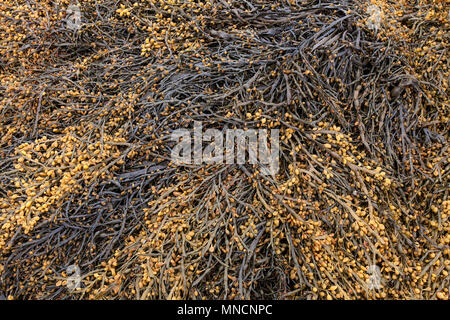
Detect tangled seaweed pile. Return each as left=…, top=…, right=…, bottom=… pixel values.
left=0, top=0, right=448, bottom=299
